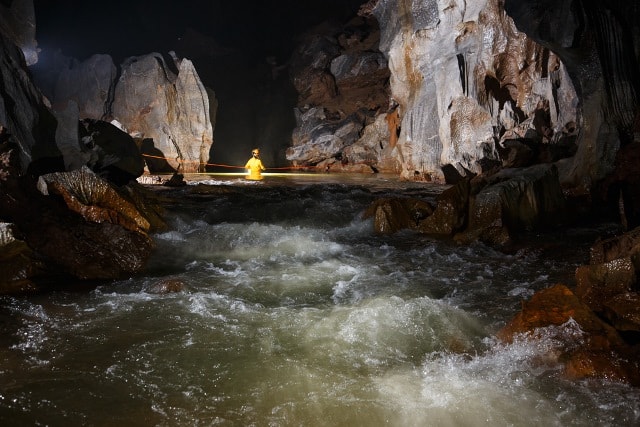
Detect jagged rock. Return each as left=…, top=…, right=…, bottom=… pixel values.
left=417, top=179, right=470, bottom=236
left=459, top=164, right=566, bottom=244
left=113, top=53, right=215, bottom=173
left=78, top=118, right=145, bottom=185
left=501, top=223, right=640, bottom=385
left=363, top=197, right=434, bottom=234
left=287, top=108, right=367, bottom=164
left=290, top=33, right=342, bottom=108
left=364, top=163, right=565, bottom=245
left=505, top=0, right=639, bottom=188
left=498, top=284, right=639, bottom=385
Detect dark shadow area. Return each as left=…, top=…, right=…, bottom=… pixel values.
left=139, top=138, right=176, bottom=174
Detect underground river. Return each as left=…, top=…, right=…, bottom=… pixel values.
left=1, top=173, right=639, bottom=426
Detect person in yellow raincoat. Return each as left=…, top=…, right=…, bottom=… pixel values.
left=245, top=148, right=266, bottom=180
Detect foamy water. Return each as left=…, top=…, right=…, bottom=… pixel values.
left=1, top=175, right=638, bottom=426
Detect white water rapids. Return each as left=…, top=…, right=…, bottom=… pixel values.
left=1, top=174, right=639, bottom=426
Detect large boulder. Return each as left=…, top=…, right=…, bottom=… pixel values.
left=572, top=225, right=640, bottom=330
left=364, top=163, right=566, bottom=246
left=30, top=50, right=217, bottom=175
left=38, top=166, right=151, bottom=234
left=500, top=224, right=640, bottom=386
left=417, top=178, right=470, bottom=236
left=0, top=141, right=156, bottom=291
left=575, top=258, right=636, bottom=313
left=113, top=53, right=215, bottom=173
left=498, top=284, right=639, bottom=385
left=363, top=197, right=434, bottom=234
left=460, top=164, right=567, bottom=243
left=78, top=118, right=145, bottom=185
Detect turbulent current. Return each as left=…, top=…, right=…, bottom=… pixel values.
left=1, top=174, right=639, bottom=426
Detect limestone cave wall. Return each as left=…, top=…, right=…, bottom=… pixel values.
left=287, top=0, right=638, bottom=190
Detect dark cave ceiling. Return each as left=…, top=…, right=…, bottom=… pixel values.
left=33, top=0, right=366, bottom=63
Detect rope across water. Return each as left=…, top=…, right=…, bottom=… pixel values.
left=141, top=153, right=309, bottom=171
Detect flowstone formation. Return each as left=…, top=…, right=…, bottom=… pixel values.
left=369, top=0, right=580, bottom=181
left=288, top=0, right=579, bottom=183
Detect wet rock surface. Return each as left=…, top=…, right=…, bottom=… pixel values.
left=499, top=228, right=640, bottom=385
left=0, top=142, right=161, bottom=293
left=365, top=163, right=566, bottom=247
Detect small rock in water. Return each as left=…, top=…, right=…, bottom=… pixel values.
left=145, top=278, right=186, bottom=294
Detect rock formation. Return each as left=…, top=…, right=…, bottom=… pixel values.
left=504, top=0, right=640, bottom=186
left=31, top=50, right=217, bottom=175
left=113, top=53, right=216, bottom=173
left=289, top=0, right=580, bottom=184
left=286, top=16, right=395, bottom=173
left=0, top=2, right=167, bottom=293
left=498, top=227, right=640, bottom=385
left=364, top=163, right=567, bottom=247
left=0, top=140, right=164, bottom=293
left=504, top=0, right=640, bottom=228
left=0, top=0, right=38, bottom=66
left=0, top=27, right=60, bottom=175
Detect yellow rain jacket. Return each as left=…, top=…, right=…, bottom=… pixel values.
left=245, top=157, right=266, bottom=180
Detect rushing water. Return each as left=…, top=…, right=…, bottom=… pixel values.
left=1, top=174, right=639, bottom=426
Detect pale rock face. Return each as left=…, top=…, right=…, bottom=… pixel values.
left=113, top=53, right=215, bottom=173
left=30, top=50, right=217, bottom=175
left=344, top=113, right=402, bottom=173
left=288, top=107, right=364, bottom=164
left=370, top=0, right=579, bottom=181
